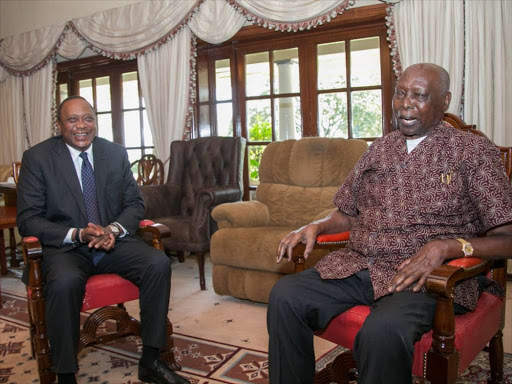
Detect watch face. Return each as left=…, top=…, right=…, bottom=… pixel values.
left=110, top=225, right=120, bottom=236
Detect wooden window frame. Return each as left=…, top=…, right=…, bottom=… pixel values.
left=57, top=56, right=153, bottom=160
left=198, top=4, right=394, bottom=200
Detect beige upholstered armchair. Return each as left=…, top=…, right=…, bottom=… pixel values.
left=210, top=137, right=368, bottom=303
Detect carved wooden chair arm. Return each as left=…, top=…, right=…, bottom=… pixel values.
left=425, top=257, right=491, bottom=360
left=292, top=231, right=350, bottom=273
left=426, top=257, right=491, bottom=298
left=22, top=237, right=44, bottom=291
left=137, top=220, right=171, bottom=251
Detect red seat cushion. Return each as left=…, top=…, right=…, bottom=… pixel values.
left=316, top=292, right=503, bottom=377
left=27, top=274, right=139, bottom=312
left=82, top=274, right=139, bottom=311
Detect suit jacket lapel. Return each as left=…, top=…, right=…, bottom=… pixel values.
left=93, top=140, right=109, bottom=226
left=53, top=140, right=88, bottom=221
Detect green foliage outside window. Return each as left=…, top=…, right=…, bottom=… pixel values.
left=248, top=106, right=271, bottom=184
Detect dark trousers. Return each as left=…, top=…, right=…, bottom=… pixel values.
left=268, top=268, right=449, bottom=384
left=42, top=238, right=171, bottom=373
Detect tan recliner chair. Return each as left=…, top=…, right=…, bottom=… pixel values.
left=210, top=137, right=368, bottom=303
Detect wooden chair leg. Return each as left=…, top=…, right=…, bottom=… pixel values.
left=488, top=330, right=504, bottom=384
left=161, top=317, right=181, bottom=371
left=176, top=250, right=185, bottom=263
left=0, top=229, right=7, bottom=275
left=8, top=228, right=20, bottom=268
left=28, top=276, right=56, bottom=384
left=197, top=252, right=206, bottom=290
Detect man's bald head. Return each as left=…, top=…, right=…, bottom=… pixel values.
left=401, top=63, right=450, bottom=96
left=392, top=63, right=452, bottom=139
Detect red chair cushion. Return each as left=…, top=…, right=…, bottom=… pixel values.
left=82, top=274, right=139, bottom=311
left=447, top=257, right=485, bottom=268
left=139, top=219, right=155, bottom=228
left=316, top=292, right=503, bottom=377
left=317, top=231, right=350, bottom=243
left=26, top=274, right=139, bottom=312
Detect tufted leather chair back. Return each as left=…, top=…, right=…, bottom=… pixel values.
left=167, top=137, right=245, bottom=217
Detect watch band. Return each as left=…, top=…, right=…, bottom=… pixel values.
left=456, top=238, right=474, bottom=258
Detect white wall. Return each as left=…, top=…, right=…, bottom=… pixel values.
left=0, top=0, right=142, bottom=39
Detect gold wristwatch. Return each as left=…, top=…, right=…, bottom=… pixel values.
left=456, top=238, right=474, bottom=258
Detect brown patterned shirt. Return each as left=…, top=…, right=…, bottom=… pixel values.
left=315, top=122, right=512, bottom=310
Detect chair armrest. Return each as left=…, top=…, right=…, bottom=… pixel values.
left=211, top=201, right=270, bottom=229
left=198, top=186, right=242, bottom=206
left=137, top=220, right=171, bottom=251
left=292, top=231, right=351, bottom=273
left=22, top=237, right=44, bottom=291
left=425, top=257, right=490, bottom=298
left=423, top=257, right=491, bottom=358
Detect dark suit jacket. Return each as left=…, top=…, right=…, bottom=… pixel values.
left=17, top=136, right=144, bottom=257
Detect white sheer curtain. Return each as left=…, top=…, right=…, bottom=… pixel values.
left=189, top=0, right=246, bottom=44
left=58, top=29, right=88, bottom=60
left=138, top=27, right=192, bottom=174
left=464, top=0, right=512, bottom=146
left=72, top=1, right=200, bottom=55
left=394, top=0, right=464, bottom=115
left=0, top=24, right=65, bottom=72
left=0, top=68, right=25, bottom=163
left=23, top=63, right=54, bottom=148
left=234, top=0, right=349, bottom=22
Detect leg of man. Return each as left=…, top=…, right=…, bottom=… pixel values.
left=96, top=239, right=191, bottom=383
left=353, top=291, right=437, bottom=384
left=42, top=248, right=92, bottom=374
left=267, top=268, right=374, bottom=384
left=95, top=239, right=171, bottom=351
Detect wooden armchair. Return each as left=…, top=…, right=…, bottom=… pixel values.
left=292, top=114, right=511, bottom=384
left=131, top=154, right=165, bottom=186
left=23, top=220, right=180, bottom=384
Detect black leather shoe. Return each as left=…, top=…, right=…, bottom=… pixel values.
left=138, top=359, right=191, bottom=384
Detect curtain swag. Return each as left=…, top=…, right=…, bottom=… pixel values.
left=228, top=0, right=355, bottom=32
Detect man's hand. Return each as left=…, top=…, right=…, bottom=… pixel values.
left=277, top=223, right=320, bottom=263
left=388, top=240, right=448, bottom=293
left=82, top=223, right=116, bottom=251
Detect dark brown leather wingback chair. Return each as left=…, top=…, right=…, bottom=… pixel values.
left=140, top=137, right=246, bottom=290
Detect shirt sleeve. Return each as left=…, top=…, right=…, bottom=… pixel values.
left=464, top=136, right=512, bottom=232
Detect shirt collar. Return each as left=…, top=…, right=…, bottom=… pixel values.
left=65, top=143, right=94, bottom=164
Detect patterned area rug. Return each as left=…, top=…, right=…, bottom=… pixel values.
left=1, top=291, right=269, bottom=384
left=2, top=290, right=512, bottom=384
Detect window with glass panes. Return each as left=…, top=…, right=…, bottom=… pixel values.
left=194, top=5, right=392, bottom=199
left=56, top=57, right=154, bottom=176
left=193, top=5, right=394, bottom=199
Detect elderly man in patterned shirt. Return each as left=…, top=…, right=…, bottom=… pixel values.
left=267, top=63, right=512, bottom=384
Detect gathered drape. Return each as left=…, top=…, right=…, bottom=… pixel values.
left=464, top=0, right=512, bottom=146
left=189, top=0, right=246, bottom=44
left=0, top=68, right=25, bottom=163
left=138, top=27, right=193, bottom=173
left=393, top=0, right=464, bottom=115
left=22, top=63, right=54, bottom=149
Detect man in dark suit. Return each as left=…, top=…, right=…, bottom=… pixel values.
left=17, top=96, right=190, bottom=384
